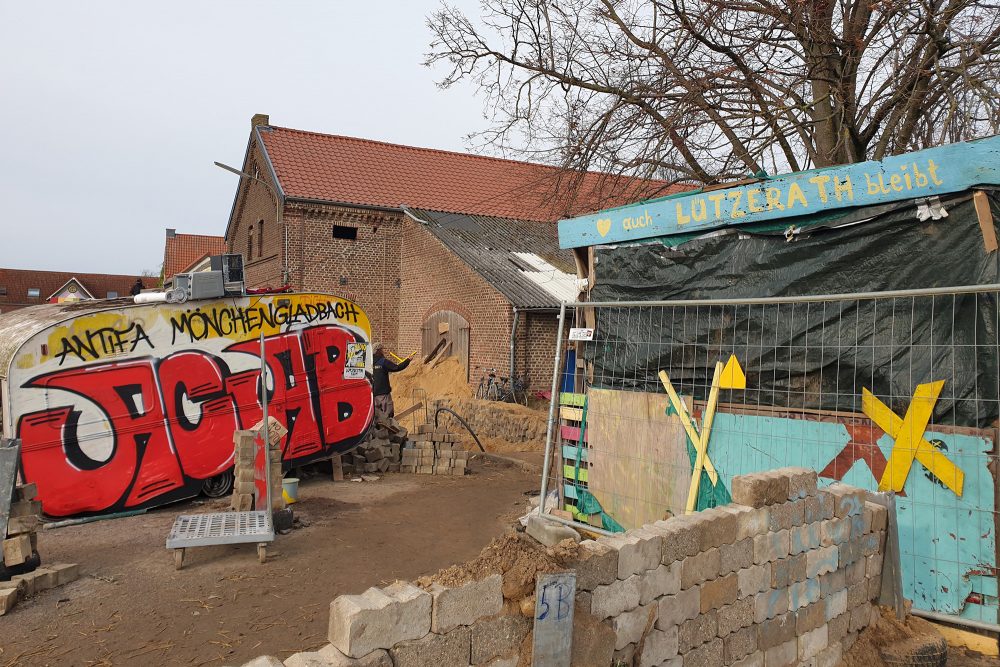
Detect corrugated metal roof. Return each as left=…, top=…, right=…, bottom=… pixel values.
left=404, top=208, right=582, bottom=309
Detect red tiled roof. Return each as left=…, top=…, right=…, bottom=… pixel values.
left=163, top=233, right=226, bottom=280
left=258, top=126, right=682, bottom=222
left=0, top=268, right=158, bottom=313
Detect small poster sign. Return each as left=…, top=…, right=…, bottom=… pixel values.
left=344, top=342, right=367, bottom=379
left=568, top=328, right=594, bottom=341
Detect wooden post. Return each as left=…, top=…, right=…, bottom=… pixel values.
left=331, top=454, right=344, bottom=482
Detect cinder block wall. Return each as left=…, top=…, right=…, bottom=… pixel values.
left=260, top=467, right=887, bottom=667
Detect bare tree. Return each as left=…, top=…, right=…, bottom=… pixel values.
left=426, top=0, right=1000, bottom=185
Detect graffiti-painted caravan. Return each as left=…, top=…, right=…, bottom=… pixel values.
left=0, top=294, right=374, bottom=517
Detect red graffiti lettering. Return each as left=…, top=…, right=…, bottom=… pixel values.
left=15, top=325, right=372, bottom=516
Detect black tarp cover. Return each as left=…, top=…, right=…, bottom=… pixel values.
left=587, top=191, right=1000, bottom=426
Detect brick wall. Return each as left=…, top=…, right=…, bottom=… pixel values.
left=398, top=217, right=513, bottom=388
left=226, top=138, right=285, bottom=289
left=287, top=202, right=402, bottom=349
left=226, top=138, right=403, bottom=348
left=257, top=467, right=887, bottom=667
left=515, top=311, right=559, bottom=396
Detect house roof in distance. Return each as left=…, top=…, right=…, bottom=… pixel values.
left=0, top=268, right=157, bottom=313
left=257, top=125, right=682, bottom=223
left=403, top=207, right=579, bottom=309
left=163, top=231, right=227, bottom=279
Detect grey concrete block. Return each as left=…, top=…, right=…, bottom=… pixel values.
left=723, top=625, right=757, bottom=663
left=699, top=573, right=738, bottom=613
left=789, top=523, right=821, bottom=555
left=764, top=639, right=797, bottom=667
left=654, top=516, right=703, bottom=564
left=717, top=596, right=754, bottom=636
left=753, top=530, right=790, bottom=564
left=735, top=507, right=770, bottom=541
left=682, top=637, right=723, bottom=667
left=591, top=575, right=641, bottom=619
left=719, top=538, right=754, bottom=575
left=429, top=574, right=503, bottom=633
left=767, top=500, right=805, bottom=532
left=731, top=471, right=789, bottom=508
left=680, top=548, right=721, bottom=589
left=526, top=514, right=580, bottom=547
left=803, top=493, right=834, bottom=524
left=638, top=561, right=681, bottom=605
left=612, top=604, right=657, bottom=650
left=571, top=540, right=618, bottom=590
left=806, top=545, right=839, bottom=579
left=788, top=579, right=820, bottom=611
left=783, top=467, right=818, bottom=500
left=655, top=586, right=700, bottom=629
left=770, top=554, right=806, bottom=589
left=469, top=614, right=530, bottom=664
left=637, top=626, right=678, bottom=667
left=825, top=590, right=847, bottom=621
left=389, top=625, right=471, bottom=667
left=753, top=588, right=789, bottom=624
left=819, top=518, right=851, bottom=546
left=798, top=624, right=828, bottom=661
left=328, top=583, right=431, bottom=658
left=825, top=483, right=865, bottom=518
left=678, top=610, right=718, bottom=652
left=737, top=563, right=771, bottom=598
left=698, top=507, right=740, bottom=551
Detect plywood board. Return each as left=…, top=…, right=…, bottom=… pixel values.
left=586, top=389, right=691, bottom=529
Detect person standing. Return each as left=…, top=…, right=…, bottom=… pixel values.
left=372, top=344, right=410, bottom=418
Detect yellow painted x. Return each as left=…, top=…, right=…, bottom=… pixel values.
left=861, top=381, right=964, bottom=497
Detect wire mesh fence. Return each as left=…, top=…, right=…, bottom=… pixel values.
left=540, top=285, right=1000, bottom=627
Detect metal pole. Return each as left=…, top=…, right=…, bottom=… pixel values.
left=260, top=330, right=273, bottom=530
left=561, top=282, right=1000, bottom=310
left=538, top=302, right=568, bottom=516
left=909, top=607, right=1000, bottom=634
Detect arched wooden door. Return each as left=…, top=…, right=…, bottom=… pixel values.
left=421, top=310, right=470, bottom=380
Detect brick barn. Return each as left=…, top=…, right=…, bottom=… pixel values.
left=222, top=114, right=670, bottom=388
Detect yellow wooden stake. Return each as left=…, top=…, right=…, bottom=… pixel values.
left=685, top=362, right=723, bottom=514
left=657, top=371, right=718, bottom=485
left=862, top=382, right=964, bottom=496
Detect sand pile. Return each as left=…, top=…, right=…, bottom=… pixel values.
left=393, top=357, right=473, bottom=410
left=418, top=531, right=578, bottom=599
left=843, top=607, right=946, bottom=667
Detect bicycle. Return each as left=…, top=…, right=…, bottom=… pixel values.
left=475, top=367, right=529, bottom=405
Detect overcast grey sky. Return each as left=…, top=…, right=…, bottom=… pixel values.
left=0, top=1, right=484, bottom=275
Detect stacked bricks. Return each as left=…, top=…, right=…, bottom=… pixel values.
left=400, top=424, right=468, bottom=476
left=3, top=482, right=40, bottom=569
left=570, top=467, right=886, bottom=667
left=2, top=485, right=81, bottom=617
left=340, top=417, right=407, bottom=475
left=1, top=563, right=80, bottom=616
left=231, top=423, right=286, bottom=512
left=278, top=574, right=511, bottom=666
left=238, top=467, right=890, bottom=667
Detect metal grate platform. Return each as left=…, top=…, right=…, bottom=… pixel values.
left=166, top=511, right=274, bottom=549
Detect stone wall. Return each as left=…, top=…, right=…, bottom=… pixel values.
left=245, top=468, right=888, bottom=666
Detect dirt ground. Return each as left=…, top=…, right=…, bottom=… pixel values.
left=0, top=458, right=538, bottom=667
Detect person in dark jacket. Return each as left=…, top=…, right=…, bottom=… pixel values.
left=372, top=344, right=410, bottom=418
left=129, top=278, right=144, bottom=296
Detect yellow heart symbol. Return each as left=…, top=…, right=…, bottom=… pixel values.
left=596, top=218, right=611, bottom=237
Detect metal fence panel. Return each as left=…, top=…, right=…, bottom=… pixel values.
left=540, top=286, right=1000, bottom=628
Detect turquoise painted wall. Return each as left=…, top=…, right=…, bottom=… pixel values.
left=706, top=412, right=997, bottom=623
